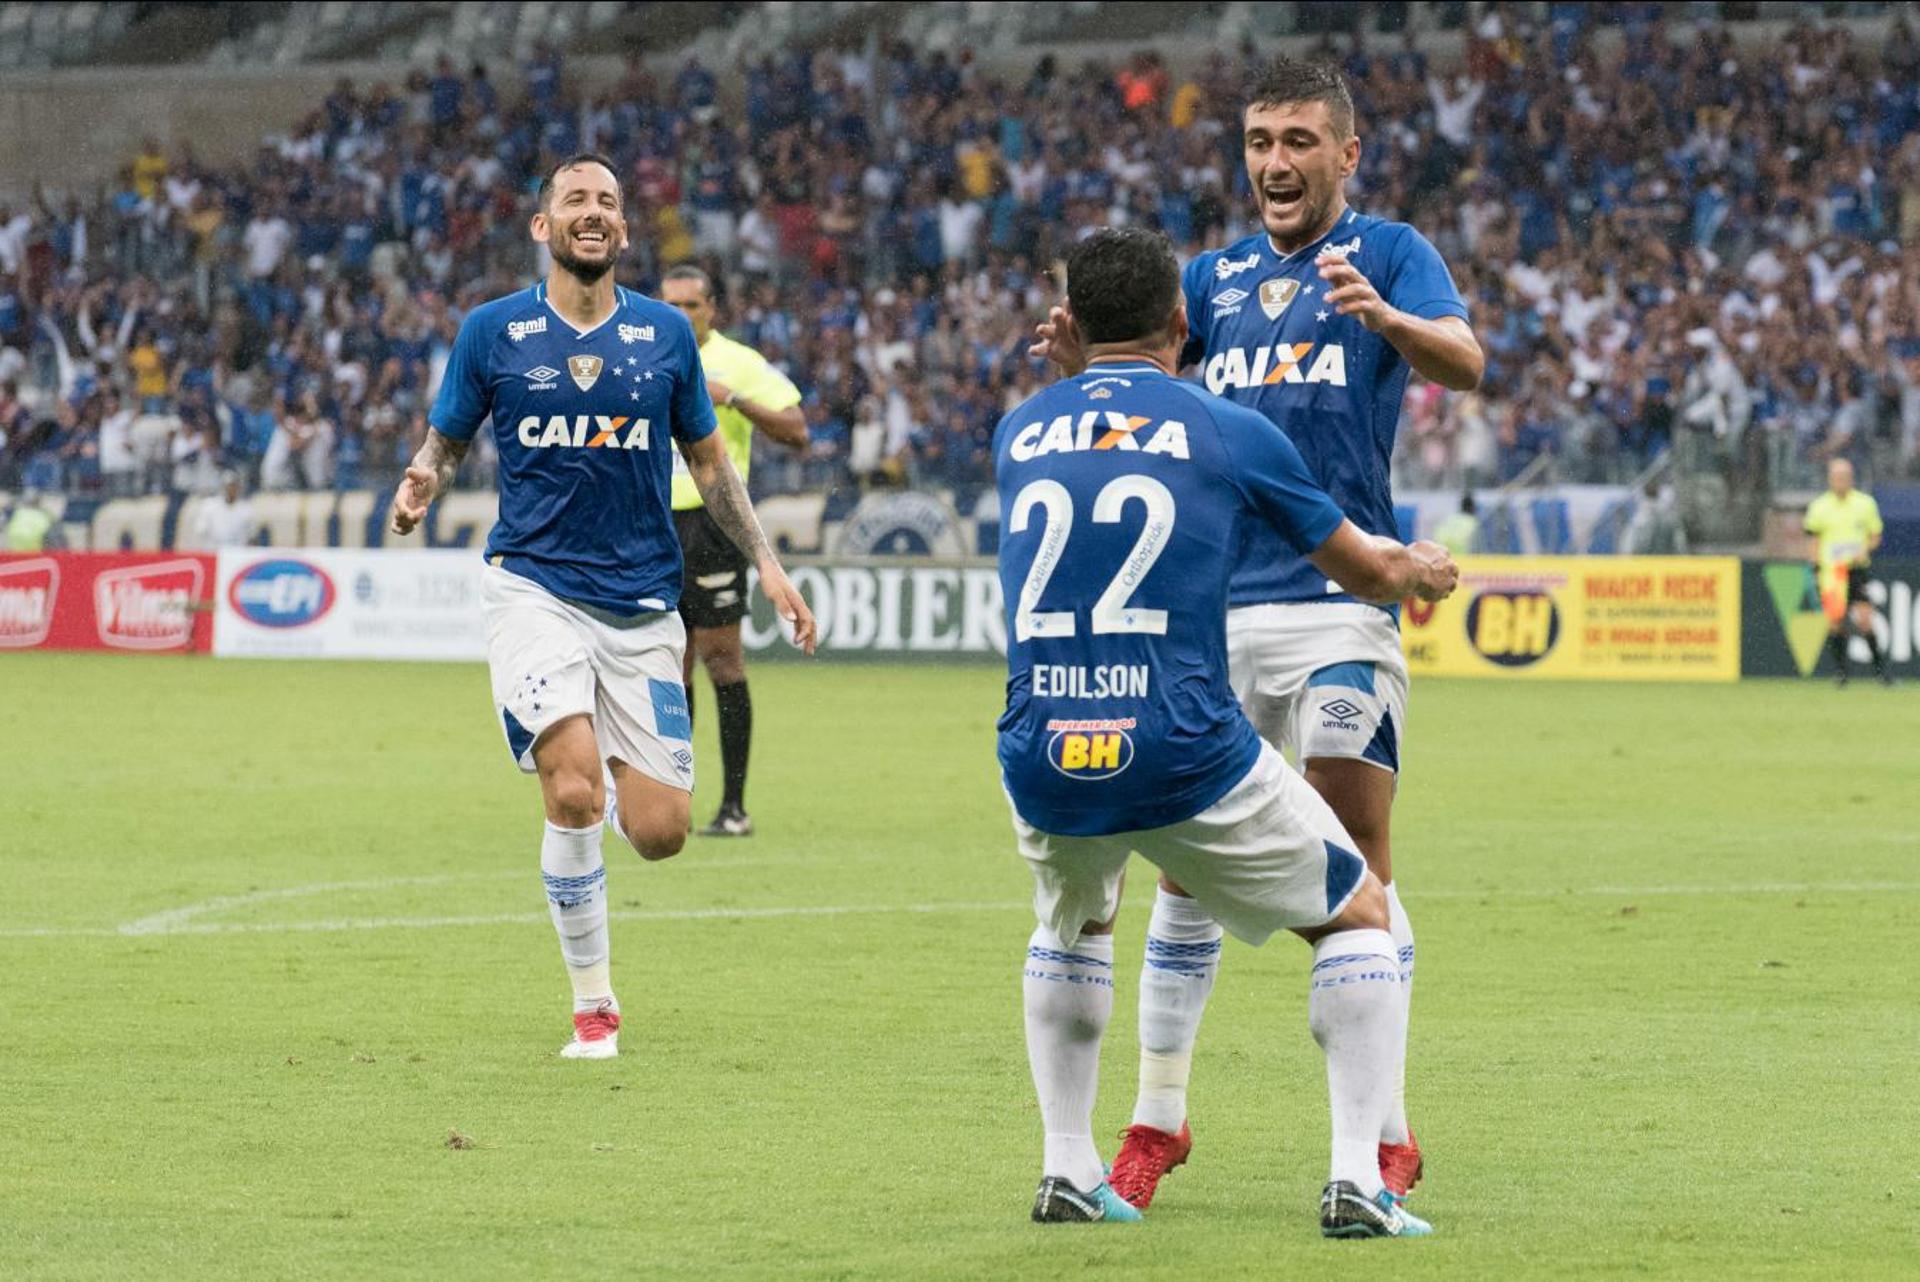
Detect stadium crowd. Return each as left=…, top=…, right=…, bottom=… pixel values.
left=2, top=8, right=1920, bottom=512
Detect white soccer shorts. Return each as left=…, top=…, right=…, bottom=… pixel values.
left=480, top=563, right=694, bottom=792
left=1009, top=744, right=1370, bottom=949
left=1226, top=601, right=1409, bottom=776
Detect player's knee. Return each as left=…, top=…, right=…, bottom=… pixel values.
left=618, top=797, right=689, bottom=860
left=1337, top=874, right=1390, bottom=931
left=544, top=773, right=603, bottom=829
left=703, top=649, right=746, bottom=685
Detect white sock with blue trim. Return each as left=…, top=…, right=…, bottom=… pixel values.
left=1308, top=928, right=1404, bottom=1197
left=541, top=820, right=616, bottom=1014
left=1132, top=888, right=1224, bottom=1132
left=1382, top=881, right=1414, bottom=1145
left=1024, top=925, right=1114, bottom=1193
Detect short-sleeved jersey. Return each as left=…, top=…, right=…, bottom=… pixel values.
left=670, top=329, right=802, bottom=511
left=1181, top=209, right=1467, bottom=610
left=1804, top=489, right=1883, bottom=570
left=430, top=282, right=717, bottom=614
left=995, top=362, right=1345, bottom=837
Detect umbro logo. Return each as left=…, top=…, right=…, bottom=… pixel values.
left=524, top=366, right=560, bottom=389
left=1320, top=698, right=1363, bottom=720
left=1213, top=287, right=1249, bottom=314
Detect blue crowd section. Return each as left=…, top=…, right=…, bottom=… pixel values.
left=1, top=12, right=1918, bottom=516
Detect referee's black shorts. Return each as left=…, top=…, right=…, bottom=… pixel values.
left=1845, top=564, right=1871, bottom=605
left=675, top=506, right=750, bottom=629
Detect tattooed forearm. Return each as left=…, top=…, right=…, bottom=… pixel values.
left=411, top=428, right=469, bottom=495
left=688, top=445, right=772, bottom=563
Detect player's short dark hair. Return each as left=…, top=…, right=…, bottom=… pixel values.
left=536, top=152, right=622, bottom=212
left=1065, top=227, right=1181, bottom=347
left=1245, top=56, right=1355, bottom=140
left=661, top=264, right=714, bottom=299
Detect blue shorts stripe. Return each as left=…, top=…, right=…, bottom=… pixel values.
left=1307, top=661, right=1376, bottom=695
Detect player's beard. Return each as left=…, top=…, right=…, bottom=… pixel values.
left=549, top=228, right=617, bottom=284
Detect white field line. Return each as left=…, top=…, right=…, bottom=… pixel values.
left=0, top=878, right=1914, bottom=942
left=117, top=858, right=795, bottom=937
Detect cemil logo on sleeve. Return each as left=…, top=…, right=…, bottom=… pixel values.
left=0, top=557, right=59, bottom=648
left=1045, top=718, right=1137, bottom=781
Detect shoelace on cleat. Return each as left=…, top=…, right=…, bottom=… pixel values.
left=1109, top=1126, right=1181, bottom=1203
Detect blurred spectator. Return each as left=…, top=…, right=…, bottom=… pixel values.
left=262, top=388, right=335, bottom=490
left=1433, top=492, right=1481, bottom=555
left=4, top=488, right=60, bottom=551
left=188, top=470, right=256, bottom=547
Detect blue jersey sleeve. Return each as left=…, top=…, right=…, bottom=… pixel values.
left=428, top=310, right=492, bottom=441
left=1217, top=401, right=1345, bottom=553
left=1383, top=226, right=1469, bottom=322
left=1178, top=253, right=1211, bottom=370
left=670, top=316, right=718, bottom=445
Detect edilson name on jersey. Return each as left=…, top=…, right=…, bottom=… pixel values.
left=1032, top=663, right=1151, bottom=699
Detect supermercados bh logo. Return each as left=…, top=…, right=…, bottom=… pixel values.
left=1463, top=572, right=1564, bottom=666
left=1046, top=718, right=1136, bottom=781
left=834, top=492, right=969, bottom=557
left=0, top=557, right=59, bottom=648
left=228, top=558, right=336, bottom=629
left=1760, top=561, right=1832, bottom=676
left=95, top=559, right=205, bottom=650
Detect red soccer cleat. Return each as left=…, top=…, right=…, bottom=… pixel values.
left=560, top=1001, right=620, bottom=1060
left=1109, top=1122, right=1193, bottom=1210
left=1379, top=1129, right=1424, bottom=1198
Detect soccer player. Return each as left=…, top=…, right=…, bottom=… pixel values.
left=388, top=154, right=816, bottom=1059
left=1034, top=58, right=1482, bottom=1208
left=1003, top=227, right=1457, bottom=1236
left=659, top=264, right=809, bottom=836
left=1806, top=457, right=1890, bottom=686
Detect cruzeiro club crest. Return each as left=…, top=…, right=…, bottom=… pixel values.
left=568, top=355, right=604, bottom=392
left=1762, top=561, right=1830, bottom=676
left=1259, top=277, right=1300, bottom=320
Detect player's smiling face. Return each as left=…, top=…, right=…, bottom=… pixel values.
left=534, top=161, right=628, bottom=282
left=1243, top=100, right=1358, bottom=253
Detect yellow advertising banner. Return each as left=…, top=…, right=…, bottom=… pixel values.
left=1400, top=556, right=1742, bottom=682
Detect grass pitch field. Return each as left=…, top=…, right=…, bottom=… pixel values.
left=3, top=655, right=1917, bottom=1279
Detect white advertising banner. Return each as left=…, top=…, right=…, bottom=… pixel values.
left=213, top=549, right=486, bottom=661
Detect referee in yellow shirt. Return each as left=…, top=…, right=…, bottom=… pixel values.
left=661, top=265, right=810, bottom=834
left=1805, top=457, right=1890, bottom=686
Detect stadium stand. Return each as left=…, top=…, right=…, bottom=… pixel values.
left=1, top=2, right=1917, bottom=553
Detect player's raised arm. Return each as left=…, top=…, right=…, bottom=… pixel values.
left=677, top=432, right=817, bottom=654
left=389, top=427, right=469, bottom=535
left=1306, top=521, right=1457, bottom=605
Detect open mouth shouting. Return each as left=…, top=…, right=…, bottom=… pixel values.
left=1261, top=177, right=1308, bottom=222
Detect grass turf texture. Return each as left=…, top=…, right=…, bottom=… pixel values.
left=3, top=654, right=1917, bottom=1279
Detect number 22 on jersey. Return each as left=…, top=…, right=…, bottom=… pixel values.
left=1007, top=476, right=1176, bottom=642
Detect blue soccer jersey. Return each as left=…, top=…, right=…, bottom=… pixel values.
left=429, top=282, right=717, bottom=614
left=1180, top=210, right=1467, bottom=609
left=995, top=362, right=1345, bottom=837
